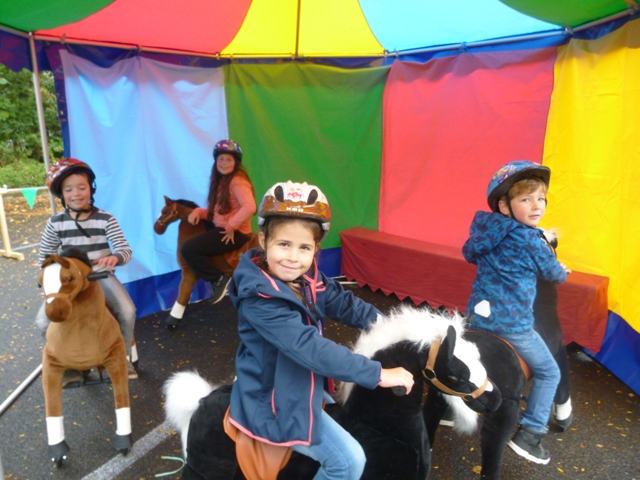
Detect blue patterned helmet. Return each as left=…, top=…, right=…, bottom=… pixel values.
left=486, top=160, right=550, bottom=212
left=213, top=139, right=243, bottom=162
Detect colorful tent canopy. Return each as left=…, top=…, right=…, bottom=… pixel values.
left=0, top=0, right=635, bottom=57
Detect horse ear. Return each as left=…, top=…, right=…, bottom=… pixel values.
left=274, top=186, right=285, bottom=202
left=164, top=195, right=171, bottom=205
left=437, top=325, right=457, bottom=364
left=307, top=189, right=318, bottom=205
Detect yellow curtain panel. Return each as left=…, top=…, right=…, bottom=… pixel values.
left=543, top=18, right=640, bottom=332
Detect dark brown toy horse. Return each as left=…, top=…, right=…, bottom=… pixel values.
left=153, top=196, right=258, bottom=329
left=39, top=250, right=132, bottom=467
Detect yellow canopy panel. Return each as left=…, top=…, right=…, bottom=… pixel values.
left=222, top=0, right=383, bottom=57
left=544, top=18, right=640, bottom=332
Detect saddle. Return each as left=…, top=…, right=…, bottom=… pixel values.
left=472, top=331, right=532, bottom=380
left=223, top=407, right=292, bottom=480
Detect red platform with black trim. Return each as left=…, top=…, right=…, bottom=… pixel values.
left=340, top=227, right=609, bottom=353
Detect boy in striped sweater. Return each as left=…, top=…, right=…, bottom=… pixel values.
left=36, top=158, right=138, bottom=383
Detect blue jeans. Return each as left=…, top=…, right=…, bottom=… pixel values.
left=291, top=409, right=365, bottom=480
left=36, top=273, right=136, bottom=357
left=500, top=329, right=560, bottom=432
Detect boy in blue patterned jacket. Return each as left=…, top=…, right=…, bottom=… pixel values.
left=463, top=161, right=570, bottom=465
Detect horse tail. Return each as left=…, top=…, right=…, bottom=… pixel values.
left=163, top=370, right=217, bottom=458
left=445, top=395, right=480, bottom=434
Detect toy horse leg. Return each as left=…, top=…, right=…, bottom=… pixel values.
left=42, top=356, right=70, bottom=466
left=102, top=345, right=132, bottom=455
left=479, top=398, right=520, bottom=480
left=167, top=266, right=198, bottom=328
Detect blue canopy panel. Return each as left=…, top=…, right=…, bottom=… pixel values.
left=360, top=0, right=561, bottom=54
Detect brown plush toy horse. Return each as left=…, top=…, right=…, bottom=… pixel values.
left=39, top=250, right=132, bottom=467
left=154, top=196, right=258, bottom=329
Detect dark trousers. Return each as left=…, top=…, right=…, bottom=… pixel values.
left=180, top=226, right=251, bottom=282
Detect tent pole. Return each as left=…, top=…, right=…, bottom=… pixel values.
left=28, top=33, right=56, bottom=215
left=294, top=0, right=302, bottom=59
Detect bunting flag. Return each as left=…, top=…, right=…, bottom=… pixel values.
left=20, top=187, right=39, bottom=209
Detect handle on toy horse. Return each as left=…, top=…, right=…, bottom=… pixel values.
left=392, top=386, right=407, bottom=396
left=87, top=272, right=109, bottom=281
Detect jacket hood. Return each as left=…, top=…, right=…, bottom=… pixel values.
left=464, top=211, right=536, bottom=261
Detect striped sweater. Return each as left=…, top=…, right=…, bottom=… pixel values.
left=38, top=207, right=132, bottom=271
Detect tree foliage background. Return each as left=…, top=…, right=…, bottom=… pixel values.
left=0, top=64, right=63, bottom=187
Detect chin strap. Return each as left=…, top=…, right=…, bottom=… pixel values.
left=65, top=206, right=94, bottom=238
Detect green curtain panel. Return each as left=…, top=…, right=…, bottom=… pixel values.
left=225, top=63, right=388, bottom=248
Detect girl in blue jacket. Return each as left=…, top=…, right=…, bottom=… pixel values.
left=228, top=181, right=414, bottom=480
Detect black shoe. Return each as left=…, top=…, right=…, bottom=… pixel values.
left=210, top=275, right=231, bottom=304
left=507, top=425, right=550, bottom=465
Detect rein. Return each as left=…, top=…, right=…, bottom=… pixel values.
left=422, top=337, right=489, bottom=402
left=156, top=209, right=178, bottom=226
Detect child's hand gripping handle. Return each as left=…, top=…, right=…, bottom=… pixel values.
left=379, top=367, right=414, bottom=395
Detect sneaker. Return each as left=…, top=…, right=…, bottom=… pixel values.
left=127, top=360, right=138, bottom=380
left=439, top=407, right=455, bottom=427
left=507, top=425, right=550, bottom=465
left=210, top=275, right=231, bottom=304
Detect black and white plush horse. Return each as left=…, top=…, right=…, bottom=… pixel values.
left=424, top=230, right=573, bottom=480
left=163, top=306, right=502, bottom=480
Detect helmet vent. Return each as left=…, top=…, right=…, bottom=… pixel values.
left=307, top=189, right=318, bottom=205
left=274, top=185, right=285, bottom=202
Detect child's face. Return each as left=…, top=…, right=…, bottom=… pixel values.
left=61, top=173, right=91, bottom=210
left=499, top=184, right=546, bottom=228
left=215, top=153, right=236, bottom=176
left=259, top=221, right=319, bottom=282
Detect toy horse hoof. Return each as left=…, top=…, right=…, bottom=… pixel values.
left=49, top=440, right=70, bottom=467
left=166, top=315, right=181, bottom=329
left=112, top=433, right=132, bottom=454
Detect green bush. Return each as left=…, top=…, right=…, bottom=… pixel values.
left=0, top=160, right=47, bottom=188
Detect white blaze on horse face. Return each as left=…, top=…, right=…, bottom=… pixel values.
left=43, top=263, right=63, bottom=303
left=454, top=339, right=493, bottom=393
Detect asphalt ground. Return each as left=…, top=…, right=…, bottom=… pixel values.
left=0, top=191, right=638, bottom=479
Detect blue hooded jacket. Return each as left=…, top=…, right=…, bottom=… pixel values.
left=228, top=248, right=382, bottom=446
left=463, top=211, right=567, bottom=334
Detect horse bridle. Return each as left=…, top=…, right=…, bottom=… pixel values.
left=44, top=261, right=85, bottom=304
left=422, top=337, right=489, bottom=402
left=156, top=209, right=178, bottom=226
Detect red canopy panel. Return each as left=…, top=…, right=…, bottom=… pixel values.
left=38, top=0, right=252, bottom=55
left=379, top=49, right=556, bottom=248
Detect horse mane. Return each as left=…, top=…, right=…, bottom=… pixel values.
left=173, top=199, right=199, bottom=209
left=352, top=305, right=466, bottom=359
left=337, top=305, right=483, bottom=434
left=58, top=247, right=93, bottom=268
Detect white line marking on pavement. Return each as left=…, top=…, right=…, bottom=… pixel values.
left=81, top=420, right=173, bottom=480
